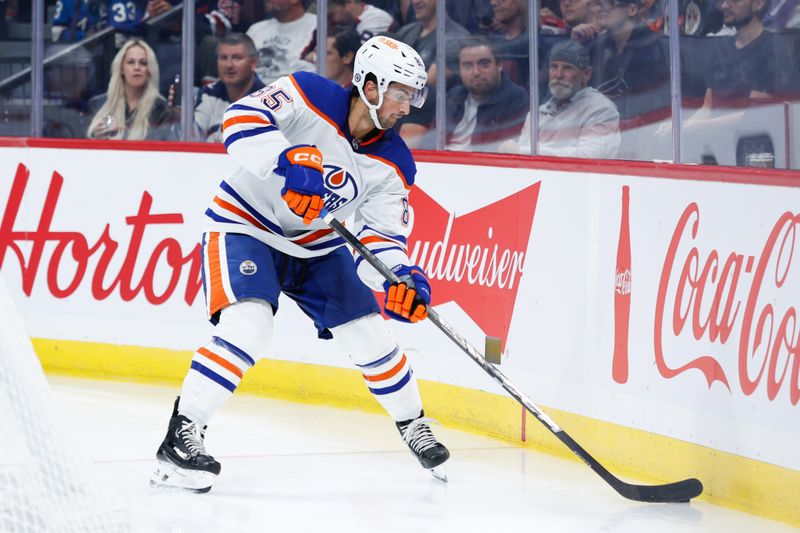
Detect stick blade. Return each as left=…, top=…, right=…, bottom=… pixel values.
left=615, top=477, right=703, bottom=503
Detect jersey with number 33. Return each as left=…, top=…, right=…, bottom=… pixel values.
left=107, top=0, right=146, bottom=33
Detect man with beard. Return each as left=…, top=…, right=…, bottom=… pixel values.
left=704, top=0, right=799, bottom=104
left=504, top=40, right=620, bottom=158
left=195, top=33, right=266, bottom=142
left=444, top=36, right=528, bottom=152
left=246, top=0, right=315, bottom=84
left=151, top=36, right=451, bottom=493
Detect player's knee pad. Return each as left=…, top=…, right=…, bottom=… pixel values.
left=214, top=298, right=274, bottom=361
left=331, top=313, right=395, bottom=366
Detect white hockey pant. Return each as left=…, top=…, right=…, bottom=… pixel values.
left=178, top=299, right=273, bottom=426
left=332, top=314, right=423, bottom=422
left=179, top=303, right=422, bottom=426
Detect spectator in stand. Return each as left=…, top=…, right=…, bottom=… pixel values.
left=483, top=0, right=530, bottom=86
left=325, top=25, right=361, bottom=88
left=445, top=36, right=529, bottom=152
left=704, top=0, right=799, bottom=104
left=589, top=0, right=670, bottom=121
left=246, top=0, right=315, bottom=84
left=87, top=39, right=179, bottom=140
left=639, top=0, right=665, bottom=32
left=328, top=0, right=395, bottom=42
left=392, top=0, right=469, bottom=88
left=195, top=33, right=265, bottom=142
left=195, top=0, right=251, bottom=85
left=444, top=0, right=494, bottom=34
left=108, top=0, right=161, bottom=47
left=559, top=0, right=609, bottom=44
left=392, top=0, right=469, bottom=148
left=503, top=40, right=620, bottom=157
left=51, top=0, right=105, bottom=42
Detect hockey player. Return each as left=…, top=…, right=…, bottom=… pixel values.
left=151, top=35, right=450, bottom=493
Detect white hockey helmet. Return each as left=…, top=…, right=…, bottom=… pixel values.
left=352, top=35, right=428, bottom=130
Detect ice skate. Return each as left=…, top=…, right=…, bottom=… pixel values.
left=397, top=411, right=450, bottom=482
left=150, top=398, right=221, bottom=493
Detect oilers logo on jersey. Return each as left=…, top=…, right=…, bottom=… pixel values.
left=239, top=260, right=257, bottom=275
left=323, top=165, right=358, bottom=212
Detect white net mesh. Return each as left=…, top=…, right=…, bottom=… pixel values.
left=0, top=276, right=129, bottom=532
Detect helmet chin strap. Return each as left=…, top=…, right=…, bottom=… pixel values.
left=357, top=84, right=387, bottom=131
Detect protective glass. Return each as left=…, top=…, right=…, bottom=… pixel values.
left=384, top=85, right=428, bottom=108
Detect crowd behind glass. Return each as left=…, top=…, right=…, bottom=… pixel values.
left=1, top=0, right=798, bottom=168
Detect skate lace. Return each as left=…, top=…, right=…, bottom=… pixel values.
left=178, top=420, right=207, bottom=457
left=402, top=417, right=440, bottom=454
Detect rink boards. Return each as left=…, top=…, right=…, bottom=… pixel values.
left=0, top=139, right=798, bottom=526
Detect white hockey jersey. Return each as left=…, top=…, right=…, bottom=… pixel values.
left=209, top=71, right=417, bottom=291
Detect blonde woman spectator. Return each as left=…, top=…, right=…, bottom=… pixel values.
left=87, top=39, right=179, bottom=141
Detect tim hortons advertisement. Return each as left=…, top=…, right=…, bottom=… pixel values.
left=0, top=145, right=798, bottom=471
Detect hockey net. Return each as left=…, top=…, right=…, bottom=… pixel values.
left=0, top=276, right=128, bottom=532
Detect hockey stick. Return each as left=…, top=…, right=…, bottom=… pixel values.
left=320, top=209, right=703, bottom=503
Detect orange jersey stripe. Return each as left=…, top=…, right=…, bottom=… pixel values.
left=293, top=228, right=334, bottom=245
left=222, top=114, right=271, bottom=133
left=289, top=74, right=345, bottom=136
left=363, top=354, right=407, bottom=382
left=213, top=196, right=269, bottom=231
left=360, top=235, right=404, bottom=248
left=359, top=130, right=385, bottom=147
left=288, top=75, right=410, bottom=190
left=206, top=232, right=231, bottom=315
left=288, top=74, right=410, bottom=190
left=292, top=220, right=345, bottom=245
left=198, top=347, right=244, bottom=379
left=366, top=153, right=410, bottom=190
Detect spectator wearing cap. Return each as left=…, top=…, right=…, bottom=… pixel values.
left=704, top=0, right=799, bottom=104
left=504, top=40, right=620, bottom=158
left=588, top=0, right=670, bottom=121
left=328, top=0, right=395, bottom=42
left=444, top=36, right=529, bottom=152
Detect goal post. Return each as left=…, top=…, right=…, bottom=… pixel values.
left=0, top=275, right=128, bottom=532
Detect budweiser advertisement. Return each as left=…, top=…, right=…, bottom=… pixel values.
left=0, top=144, right=798, bottom=473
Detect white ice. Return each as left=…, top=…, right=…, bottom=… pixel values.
left=48, top=377, right=794, bottom=533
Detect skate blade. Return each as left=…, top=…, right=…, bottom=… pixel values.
left=429, top=465, right=448, bottom=482
left=150, top=461, right=216, bottom=493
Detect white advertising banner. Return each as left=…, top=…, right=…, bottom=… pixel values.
left=1, top=144, right=798, bottom=473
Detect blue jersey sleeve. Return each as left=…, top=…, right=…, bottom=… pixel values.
left=52, top=0, right=102, bottom=41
